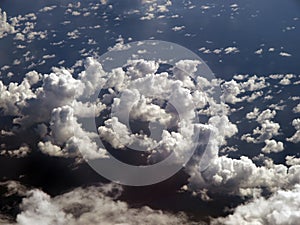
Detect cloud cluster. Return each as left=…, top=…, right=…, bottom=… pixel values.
left=139, top=0, right=172, bottom=20
left=242, top=109, right=281, bottom=148
left=188, top=151, right=300, bottom=197
left=213, top=185, right=300, bottom=225
left=0, top=56, right=219, bottom=166
left=0, top=62, right=108, bottom=160
left=14, top=184, right=193, bottom=225
left=1, top=55, right=299, bottom=197
left=220, top=75, right=267, bottom=104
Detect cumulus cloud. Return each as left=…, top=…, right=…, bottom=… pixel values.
left=287, top=118, right=300, bottom=143
left=213, top=185, right=300, bottom=225
left=0, top=75, right=36, bottom=116
left=279, top=52, right=292, bottom=57
left=256, top=109, right=276, bottom=124
left=0, top=56, right=219, bottom=165
left=293, top=103, right=300, bottom=113
left=242, top=119, right=280, bottom=144
left=39, top=105, right=107, bottom=160
left=95, top=58, right=214, bottom=166
left=286, top=156, right=300, bottom=166
left=221, top=80, right=243, bottom=104
left=224, top=47, right=239, bottom=54
left=139, top=0, right=172, bottom=20
left=262, top=139, right=284, bottom=154
left=0, top=60, right=108, bottom=160
left=246, top=107, right=260, bottom=119
left=0, top=145, right=31, bottom=158
left=14, top=184, right=193, bottom=225
left=0, top=9, right=15, bottom=38
left=188, top=153, right=300, bottom=197
left=107, top=36, right=131, bottom=51
left=39, top=5, right=57, bottom=13
left=0, top=50, right=299, bottom=223
left=279, top=74, right=294, bottom=85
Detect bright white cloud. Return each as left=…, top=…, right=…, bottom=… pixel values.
left=262, top=139, right=284, bottom=154
left=213, top=185, right=300, bottom=225
left=287, top=118, right=300, bottom=143
left=0, top=9, right=15, bottom=38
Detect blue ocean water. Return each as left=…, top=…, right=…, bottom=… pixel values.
left=1, top=0, right=299, bottom=78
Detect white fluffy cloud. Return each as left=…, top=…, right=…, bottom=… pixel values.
left=13, top=68, right=85, bottom=128
left=246, top=107, right=260, bottom=119
left=221, top=80, right=243, bottom=104
left=0, top=9, right=15, bottom=38
left=224, top=47, right=239, bottom=54
left=262, top=139, right=284, bottom=154
left=0, top=75, right=36, bottom=116
left=256, top=109, right=276, bottom=124
left=242, top=119, right=280, bottom=144
left=213, top=185, right=300, bottom=225
left=0, top=61, right=108, bottom=160
left=0, top=52, right=299, bottom=220
left=286, top=156, right=300, bottom=166
left=39, top=105, right=107, bottom=160
left=188, top=154, right=300, bottom=197
left=287, top=118, right=300, bottom=143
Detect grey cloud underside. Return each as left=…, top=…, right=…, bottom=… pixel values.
left=0, top=182, right=197, bottom=225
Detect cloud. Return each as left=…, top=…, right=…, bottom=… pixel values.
left=279, top=52, right=292, bottom=57
left=188, top=153, right=300, bottom=198
left=0, top=9, right=15, bottom=38
left=14, top=67, right=85, bottom=128
left=15, top=184, right=193, bottom=225
left=39, top=105, right=107, bottom=160
left=0, top=75, right=36, bottom=116
left=0, top=60, right=108, bottom=160
left=0, top=180, right=27, bottom=197
left=39, top=5, right=57, bottom=13
left=242, top=109, right=281, bottom=146
left=256, top=109, right=276, bottom=124
left=293, top=104, right=300, bottom=113
left=221, top=80, right=243, bottom=104
left=246, top=107, right=260, bottom=119
left=0, top=145, right=31, bottom=158
left=172, top=26, right=185, bottom=31
left=287, top=118, right=300, bottom=143
left=0, top=52, right=299, bottom=212
left=107, top=36, right=131, bottom=51
left=241, top=75, right=267, bottom=92
left=262, top=139, right=284, bottom=154
left=139, top=0, right=172, bottom=20
left=255, top=48, right=263, bottom=55
left=242, top=119, right=280, bottom=144
left=213, top=185, right=300, bottom=225
left=224, top=47, right=239, bottom=54
left=279, top=74, right=294, bottom=85
left=286, top=156, right=300, bottom=166
left=126, top=59, right=159, bottom=79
